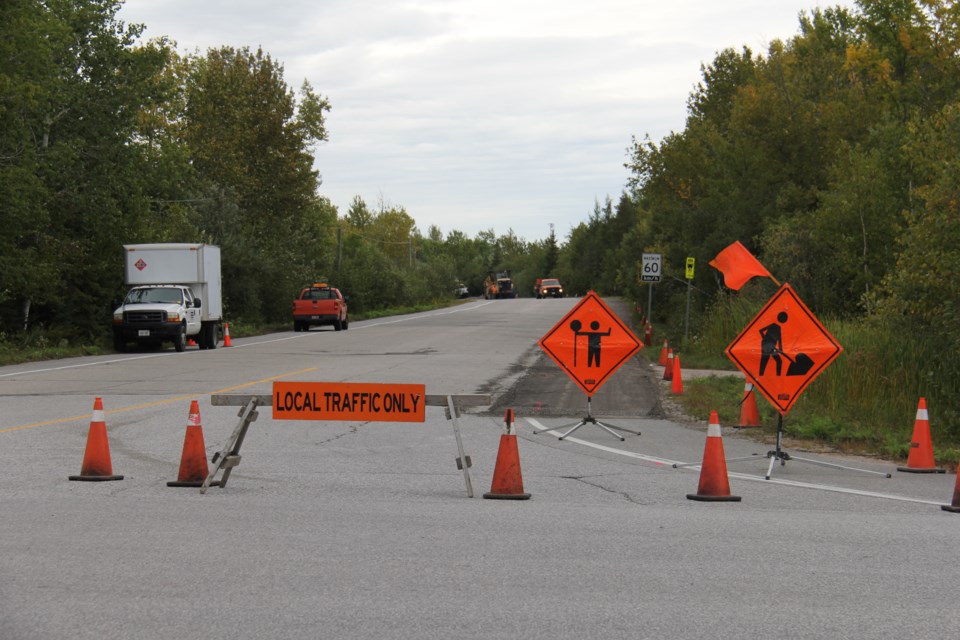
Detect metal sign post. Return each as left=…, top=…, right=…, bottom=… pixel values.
left=641, top=253, right=661, bottom=320
left=684, top=257, right=695, bottom=342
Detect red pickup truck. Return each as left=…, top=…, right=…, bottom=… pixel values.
left=292, top=283, right=349, bottom=331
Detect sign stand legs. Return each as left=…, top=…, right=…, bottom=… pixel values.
left=762, top=414, right=891, bottom=480
left=445, top=395, right=474, bottom=498
left=201, top=396, right=260, bottom=494
left=553, top=397, right=641, bottom=441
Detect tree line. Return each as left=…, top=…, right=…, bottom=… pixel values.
left=3, top=0, right=959, bottom=434
left=1, top=0, right=573, bottom=339
left=616, top=0, right=959, bottom=439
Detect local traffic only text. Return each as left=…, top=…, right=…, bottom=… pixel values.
left=272, top=381, right=426, bottom=422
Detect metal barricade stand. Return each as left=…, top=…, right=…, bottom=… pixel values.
left=203, top=393, right=490, bottom=496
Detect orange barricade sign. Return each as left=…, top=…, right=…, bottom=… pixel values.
left=272, top=382, right=426, bottom=422
left=726, top=284, right=842, bottom=415
left=538, top=291, right=642, bottom=397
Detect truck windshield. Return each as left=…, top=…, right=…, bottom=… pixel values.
left=125, top=288, right=183, bottom=305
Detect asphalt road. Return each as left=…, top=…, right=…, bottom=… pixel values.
left=1, top=297, right=957, bottom=640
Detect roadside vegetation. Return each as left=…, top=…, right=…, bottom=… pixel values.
left=3, top=1, right=959, bottom=464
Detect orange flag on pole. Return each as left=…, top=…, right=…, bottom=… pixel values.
left=709, top=241, right=777, bottom=290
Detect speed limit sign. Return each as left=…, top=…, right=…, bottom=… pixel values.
left=641, top=253, right=662, bottom=282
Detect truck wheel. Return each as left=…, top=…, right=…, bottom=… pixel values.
left=343, top=316, right=349, bottom=330
left=204, top=322, right=218, bottom=349
left=334, top=319, right=342, bottom=331
left=174, top=325, right=186, bottom=352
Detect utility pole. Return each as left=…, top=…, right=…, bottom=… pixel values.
left=336, top=225, right=342, bottom=275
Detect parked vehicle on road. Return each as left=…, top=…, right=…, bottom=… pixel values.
left=534, top=278, right=564, bottom=298
left=112, top=244, right=222, bottom=352
left=293, top=283, right=349, bottom=331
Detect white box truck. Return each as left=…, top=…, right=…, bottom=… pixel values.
left=112, top=243, right=223, bottom=352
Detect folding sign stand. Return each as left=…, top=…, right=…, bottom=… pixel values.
left=725, top=414, right=891, bottom=480
left=764, top=414, right=891, bottom=480
left=202, top=395, right=261, bottom=494
left=553, top=396, right=641, bottom=442
left=205, top=392, right=490, bottom=497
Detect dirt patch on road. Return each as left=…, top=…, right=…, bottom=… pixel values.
left=485, top=348, right=664, bottom=420
left=482, top=297, right=663, bottom=420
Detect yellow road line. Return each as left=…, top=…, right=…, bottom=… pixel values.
left=0, top=367, right=317, bottom=434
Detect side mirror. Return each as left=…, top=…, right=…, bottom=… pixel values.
left=343, top=295, right=350, bottom=303
left=194, top=298, right=202, bottom=308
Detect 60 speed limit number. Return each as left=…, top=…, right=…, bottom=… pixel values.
left=640, top=253, right=662, bottom=283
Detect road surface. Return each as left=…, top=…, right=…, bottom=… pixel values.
left=1, top=298, right=957, bottom=640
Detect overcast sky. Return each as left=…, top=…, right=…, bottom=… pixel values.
left=119, top=0, right=849, bottom=242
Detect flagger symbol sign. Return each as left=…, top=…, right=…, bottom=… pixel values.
left=538, top=291, right=642, bottom=397
left=726, top=284, right=842, bottom=415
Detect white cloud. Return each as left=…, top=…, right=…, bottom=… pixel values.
left=120, top=0, right=848, bottom=241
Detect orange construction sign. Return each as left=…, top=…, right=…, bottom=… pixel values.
left=538, top=291, right=642, bottom=397
left=272, top=382, right=426, bottom=422
left=726, top=284, right=842, bottom=415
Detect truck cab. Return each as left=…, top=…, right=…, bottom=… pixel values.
left=535, top=278, right=564, bottom=298
left=113, top=285, right=204, bottom=352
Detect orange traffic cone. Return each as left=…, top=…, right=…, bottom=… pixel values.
left=643, top=322, right=653, bottom=347
left=671, top=354, right=683, bottom=395
left=69, top=397, right=123, bottom=482
left=738, top=381, right=761, bottom=428
left=223, top=323, right=232, bottom=347
left=686, top=411, right=741, bottom=502
left=168, top=400, right=218, bottom=487
left=483, top=408, right=530, bottom=500
left=658, top=339, right=669, bottom=366
left=663, top=349, right=674, bottom=381
left=942, top=470, right=960, bottom=513
left=187, top=338, right=197, bottom=347
left=898, top=398, right=945, bottom=473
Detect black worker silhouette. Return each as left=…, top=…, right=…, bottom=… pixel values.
left=758, top=312, right=787, bottom=376
left=570, top=319, right=611, bottom=368
left=758, top=311, right=816, bottom=377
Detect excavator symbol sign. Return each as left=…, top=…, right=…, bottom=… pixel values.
left=726, top=284, right=842, bottom=415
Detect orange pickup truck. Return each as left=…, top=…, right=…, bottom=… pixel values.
left=292, top=283, right=349, bottom=332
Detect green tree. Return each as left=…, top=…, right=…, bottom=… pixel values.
left=346, top=195, right=374, bottom=230
left=181, top=45, right=333, bottom=322
left=0, top=0, right=182, bottom=337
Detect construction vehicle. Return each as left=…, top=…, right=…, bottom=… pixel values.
left=484, top=271, right=517, bottom=299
